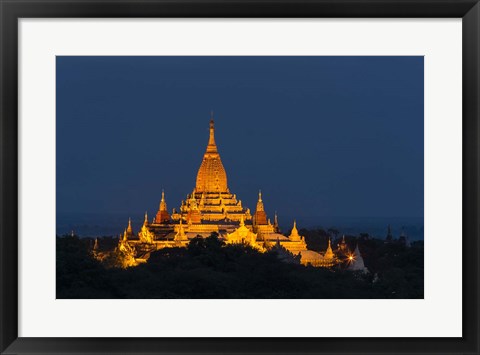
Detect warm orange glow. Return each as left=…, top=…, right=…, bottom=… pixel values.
left=106, top=117, right=341, bottom=269
left=346, top=253, right=356, bottom=264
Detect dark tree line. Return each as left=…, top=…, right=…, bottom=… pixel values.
left=56, top=232, right=423, bottom=299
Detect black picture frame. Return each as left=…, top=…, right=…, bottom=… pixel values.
left=1, top=1, right=479, bottom=354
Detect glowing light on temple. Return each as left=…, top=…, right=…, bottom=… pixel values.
left=346, top=253, right=356, bottom=264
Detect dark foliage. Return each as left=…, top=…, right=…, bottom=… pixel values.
left=56, top=233, right=423, bottom=299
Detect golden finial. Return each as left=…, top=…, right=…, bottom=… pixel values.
left=127, top=217, right=132, bottom=233
left=159, top=190, right=168, bottom=211
left=144, top=211, right=148, bottom=223
left=240, top=215, right=245, bottom=227
left=256, top=190, right=264, bottom=212
left=206, top=117, right=217, bottom=153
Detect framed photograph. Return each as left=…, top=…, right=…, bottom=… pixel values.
left=1, top=0, right=479, bottom=354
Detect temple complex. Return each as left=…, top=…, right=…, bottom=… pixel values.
left=112, top=117, right=341, bottom=268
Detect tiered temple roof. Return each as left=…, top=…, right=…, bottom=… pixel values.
left=115, top=116, right=340, bottom=268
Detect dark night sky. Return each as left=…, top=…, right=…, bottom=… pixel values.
left=56, top=56, right=423, bottom=230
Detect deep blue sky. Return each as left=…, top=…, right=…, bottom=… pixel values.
left=56, top=56, right=423, bottom=225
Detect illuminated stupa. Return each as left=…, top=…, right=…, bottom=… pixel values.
left=347, top=244, right=369, bottom=273
left=189, top=120, right=249, bottom=221
left=114, top=116, right=338, bottom=267
left=195, top=118, right=228, bottom=194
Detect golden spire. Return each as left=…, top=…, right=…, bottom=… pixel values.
left=289, top=220, right=301, bottom=241
left=159, top=190, right=167, bottom=211
left=325, top=238, right=334, bottom=260
left=127, top=218, right=133, bottom=234
left=240, top=215, right=245, bottom=227
left=206, top=117, right=218, bottom=154
left=155, top=189, right=171, bottom=224
left=139, top=212, right=154, bottom=243
left=256, top=190, right=265, bottom=212
left=196, top=117, right=228, bottom=193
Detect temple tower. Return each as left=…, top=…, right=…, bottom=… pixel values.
left=195, top=119, right=228, bottom=193
left=125, top=218, right=134, bottom=238
left=273, top=211, right=279, bottom=232
left=253, top=190, right=268, bottom=225
left=155, top=190, right=171, bottom=224
left=139, top=211, right=155, bottom=243
left=170, top=117, right=250, bottom=224
left=324, top=239, right=334, bottom=260
left=288, top=221, right=301, bottom=242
